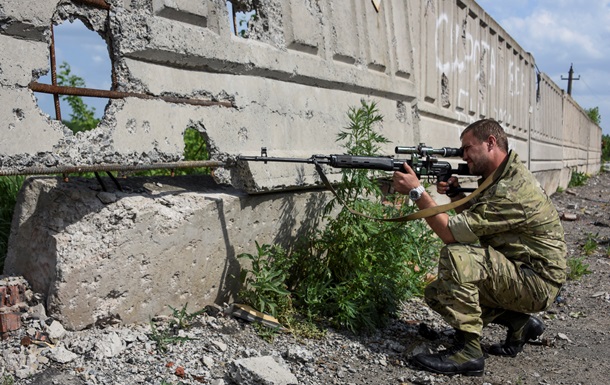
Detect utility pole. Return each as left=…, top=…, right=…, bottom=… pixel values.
left=561, top=63, right=580, bottom=96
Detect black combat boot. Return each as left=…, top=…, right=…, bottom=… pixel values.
left=487, top=311, right=545, bottom=357
left=412, top=331, right=485, bottom=376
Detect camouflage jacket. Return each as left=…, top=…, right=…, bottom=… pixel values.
left=448, top=151, right=567, bottom=285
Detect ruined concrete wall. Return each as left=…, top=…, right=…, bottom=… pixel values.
left=0, top=0, right=603, bottom=329
left=0, top=0, right=601, bottom=189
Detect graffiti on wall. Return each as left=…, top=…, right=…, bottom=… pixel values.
left=434, top=12, right=530, bottom=125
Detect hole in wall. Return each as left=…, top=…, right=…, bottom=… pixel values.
left=181, top=127, right=212, bottom=175
left=226, top=1, right=257, bottom=38
left=35, top=18, right=111, bottom=133
left=131, top=127, right=211, bottom=177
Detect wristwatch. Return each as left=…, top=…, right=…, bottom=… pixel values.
left=409, top=185, right=425, bottom=201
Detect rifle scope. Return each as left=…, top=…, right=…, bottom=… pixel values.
left=395, top=144, right=463, bottom=158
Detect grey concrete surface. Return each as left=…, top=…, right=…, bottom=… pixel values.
left=5, top=175, right=330, bottom=329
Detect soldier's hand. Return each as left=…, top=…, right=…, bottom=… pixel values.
left=393, top=163, right=420, bottom=195
left=437, top=176, right=459, bottom=195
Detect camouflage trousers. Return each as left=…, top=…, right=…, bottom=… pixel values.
left=424, top=244, right=561, bottom=336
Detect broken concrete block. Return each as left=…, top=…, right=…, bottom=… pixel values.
left=229, top=356, right=298, bottom=385
left=5, top=175, right=331, bottom=330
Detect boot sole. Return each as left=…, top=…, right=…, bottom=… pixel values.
left=414, top=362, right=484, bottom=377
left=412, top=356, right=485, bottom=377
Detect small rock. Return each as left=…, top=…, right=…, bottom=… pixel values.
left=561, top=212, right=578, bottom=221
left=230, top=356, right=298, bottom=385
left=97, top=191, right=118, bottom=204
left=212, top=340, right=228, bottom=352
left=45, top=320, right=66, bottom=340
left=47, top=346, right=78, bottom=364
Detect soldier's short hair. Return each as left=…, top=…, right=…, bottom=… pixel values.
left=461, top=119, right=509, bottom=152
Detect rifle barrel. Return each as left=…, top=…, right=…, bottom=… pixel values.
left=237, top=155, right=327, bottom=164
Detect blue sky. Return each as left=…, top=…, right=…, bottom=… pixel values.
left=37, top=1, right=610, bottom=136
left=476, top=0, right=610, bottom=136
left=36, top=19, right=112, bottom=121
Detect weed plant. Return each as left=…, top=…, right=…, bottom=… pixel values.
left=148, top=303, right=205, bottom=353
left=238, top=100, right=440, bottom=334
left=0, top=176, right=25, bottom=272
left=567, top=256, right=592, bottom=281
left=568, top=170, right=589, bottom=187
left=582, top=233, right=598, bottom=256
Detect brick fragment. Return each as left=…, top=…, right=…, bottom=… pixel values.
left=0, top=312, right=22, bottom=333
left=7, top=284, right=27, bottom=306
left=0, top=287, right=6, bottom=307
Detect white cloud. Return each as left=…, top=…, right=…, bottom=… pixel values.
left=477, top=0, right=610, bottom=134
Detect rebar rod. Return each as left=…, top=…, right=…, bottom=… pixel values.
left=29, top=82, right=234, bottom=108
left=0, top=160, right=226, bottom=177
left=49, top=25, right=62, bottom=121
left=72, top=0, right=111, bottom=10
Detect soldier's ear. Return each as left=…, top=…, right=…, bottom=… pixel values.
left=487, top=135, right=497, bottom=150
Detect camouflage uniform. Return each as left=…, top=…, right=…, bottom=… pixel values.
left=425, top=151, right=567, bottom=336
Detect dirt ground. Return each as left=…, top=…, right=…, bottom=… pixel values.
left=431, top=170, right=610, bottom=385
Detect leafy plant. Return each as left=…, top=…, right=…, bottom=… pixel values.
left=585, top=106, right=601, bottom=125
left=567, top=256, right=592, bottom=281
left=602, top=134, right=610, bottom=162
left=148, top=303, right=203, bottom=353
left=568, top=170, right=589, bottom=187
left=0, top=176, right=25, bottom=272
left=237, top=100, right=440, bottom=334
left=238, top=242, right=292, bottom=318
left=582, top=233, right=598, bottom=256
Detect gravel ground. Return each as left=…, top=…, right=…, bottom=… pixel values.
left=1, top=171, right=609, bottom=385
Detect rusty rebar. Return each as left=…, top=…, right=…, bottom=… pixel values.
left=72, top=0, right=111, bottom=10
left=0, top=160, right=226, bottom=177
left=29, top=82, right=234, bottom=108
left=49, top=25, right=62, bottom=121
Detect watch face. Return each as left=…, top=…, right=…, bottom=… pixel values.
left=410, top=189, right=420, bottom=200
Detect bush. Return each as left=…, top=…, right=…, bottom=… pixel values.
left=568, top=170, right=589, bottom=187
left=0, top=176, right=25, bottom=272
left=238, top=100, right=440, bottom=333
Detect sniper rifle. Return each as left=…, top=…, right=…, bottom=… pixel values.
left=237, top=143, right=475, bottom=196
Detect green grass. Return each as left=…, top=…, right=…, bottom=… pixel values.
left=567, top=256, right=592, bottom=281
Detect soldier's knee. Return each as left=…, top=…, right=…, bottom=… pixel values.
left=438, top=244, right=487, bottom=284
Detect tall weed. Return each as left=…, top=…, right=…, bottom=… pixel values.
left=238, top=100, right=440, bottom=333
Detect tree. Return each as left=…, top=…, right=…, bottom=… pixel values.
left=585, top=107, right=601, bottom=125
left=584, top=107, right=608, bottom=162
left=57, top=62, right=100, bottom=133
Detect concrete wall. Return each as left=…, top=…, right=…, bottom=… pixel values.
left=0, top=0, right=603, bottom=329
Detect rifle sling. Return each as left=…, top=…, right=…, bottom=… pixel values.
left=313, top=160, right=504, bottom=222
